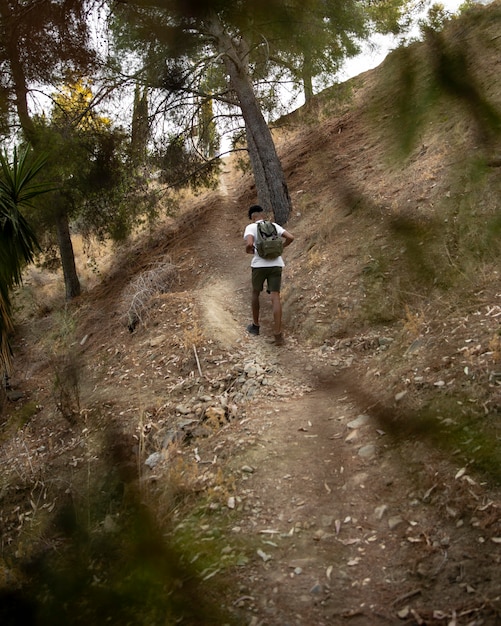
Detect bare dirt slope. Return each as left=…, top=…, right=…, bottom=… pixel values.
left=2, top=5, right=501, bottom=625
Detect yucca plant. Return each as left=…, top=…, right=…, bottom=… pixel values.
left=0, top=147, right=52, bottom=373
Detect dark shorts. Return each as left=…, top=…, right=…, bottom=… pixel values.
left=252, top=266, right=282, bottom=293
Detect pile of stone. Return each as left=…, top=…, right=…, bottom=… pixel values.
left=144, top=356, right=305, bottom=468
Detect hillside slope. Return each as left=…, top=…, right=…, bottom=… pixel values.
left=1, top=3, right=501, bottom=625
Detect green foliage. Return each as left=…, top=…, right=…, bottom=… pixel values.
left=0, top=0, right=97, bottom=139
left=384, top=391, right=501, bottom=485
left=0, top=439, right=239, bottom=626
left=28, top=83, right=159, bottom=246
left=0, top=149, right=49, bottom=286
left=110, top=0, right=411, bottom=166
left=359, top=7, right=501, bottom=332
left=426, top=30, right=501, bottom=139
left=359, top=177, right=501, bottom=327
left=0, top=148, right=51, bottom=372
left=14, top=400, right=39, bottom=428
left=375, top=7, right=501, bottom=159
left=198, top=97, right=220, bottom=159
left=154, top=135, right=221, bottom=193
left=418, top=2, right=454, bottom=34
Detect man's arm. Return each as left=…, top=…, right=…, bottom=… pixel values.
left=282, top=230, right=294, bottom=247
left=245, top=234, right=255, bottom=254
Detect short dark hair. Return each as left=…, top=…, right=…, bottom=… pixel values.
left=248, top=204, right=264, bottom=220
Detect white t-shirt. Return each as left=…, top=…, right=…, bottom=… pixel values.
left=244, top=220, right=286, bottom=268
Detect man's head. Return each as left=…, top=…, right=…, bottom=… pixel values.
left=248, top=204, right=264, bottom=220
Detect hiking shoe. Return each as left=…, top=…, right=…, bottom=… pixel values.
left=272, top=333, right=284, bottom=346
left=246, top=323, right=260, bottom=336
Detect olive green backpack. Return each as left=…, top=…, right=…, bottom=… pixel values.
left=255, top=221, right=283, bottom=259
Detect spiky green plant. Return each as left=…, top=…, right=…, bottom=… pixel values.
left=0, top=147, right=52, bottom=372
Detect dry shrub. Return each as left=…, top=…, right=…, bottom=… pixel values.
left=489, top=333, right=501, bottom=363
left=403, top=304, right=426, bottom=338
left=51, top=353, right=81, bottom=423
left=14, top=267, right=62, bottom=321
left=122, top=260, right=179, bottom=331
left=37, top=309, right=83, bottom=423
left=141, top=444, right=203, bottom=519
left=180, top=320, right=204, bottom=352
left=306, top=247, right=324, bottom=270
left=164, top=451, right=201, bottom=501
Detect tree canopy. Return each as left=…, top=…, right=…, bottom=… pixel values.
left=109, top=0, right=409, bottom=223
left=0, top=0, right=458, bottom=286
left=0, top=0, right=96, bottom=140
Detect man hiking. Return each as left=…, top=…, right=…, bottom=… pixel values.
left=243, top=204, right=294, bottom=346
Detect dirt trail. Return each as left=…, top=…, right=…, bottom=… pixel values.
left=187, top=183, right=500, bottom=625
left=198, top=278, right=243, bottom=348
left=194, top=205, right=395, bottom=624
left=192, top=195, right=350, bottom=620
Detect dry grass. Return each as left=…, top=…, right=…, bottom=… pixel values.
left=402, top=304, right=427, bottom=338
left=488, top=333, right=501, bottom=364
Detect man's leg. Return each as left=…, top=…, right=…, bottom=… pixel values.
left=249, top=268, right=265, bottom=334
left=252, top=289, right=260, bottom=326
left=270, top=291, right=282, bottom=336
left=266, top=267, right=283, bottom=340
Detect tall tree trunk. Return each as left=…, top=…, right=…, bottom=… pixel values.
left=302, top=52, right=314, bottom=103
left=131, top=83, right=149, bottom=166
left=0, top=0, right=36, bottom=141
left=245, top=129, right=271, bottom=210
left=1, top=0, right=82, bottom=300
left=206, top=14, right=292, bottom=225
left=56, top=210, right=81, bottom=300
